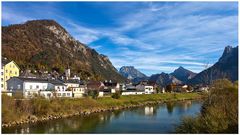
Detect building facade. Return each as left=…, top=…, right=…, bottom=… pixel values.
left=7, top=77, right=72, bottom=98
left=1, top=59, right=20, bottom=91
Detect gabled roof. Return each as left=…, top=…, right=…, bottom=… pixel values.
left=2, top=58, right=20, bottom=69
left=20, top=70, right=38, bottom=78
left=49, top=79, right=66, bottom=86
left=11, top=77, right=49, bottom=83
left=2, top=58, right=10, bottom=66
left=9, top=77, right=65, bottom=85
left=64, top=79, right=81, bottom=84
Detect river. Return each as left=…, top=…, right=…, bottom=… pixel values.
left=2, top=100, right=203, bottom=134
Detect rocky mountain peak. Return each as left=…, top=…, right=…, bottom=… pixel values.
left=188, top=45, right=238, bottom=85
left=119, top=66, right=147, bottom=80
left=223, top=45, right=233, bottom=55
left=170, top=66, right=196, bottom=83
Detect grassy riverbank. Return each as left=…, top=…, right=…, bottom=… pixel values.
left=2, top=93, right=206, bottom=127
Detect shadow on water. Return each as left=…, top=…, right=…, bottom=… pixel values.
left=2, top=100, right=203, bottom=134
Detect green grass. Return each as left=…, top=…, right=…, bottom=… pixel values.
left=2, top=93, right=205, bottom=124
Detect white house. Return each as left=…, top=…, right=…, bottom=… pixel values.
left=49, top=80, right=72, bottom=98
left=64, top=79, right=87, bottom=98
left=71, top=85, right=87, bottom=98
left=7, top=77, right=51, bottom=98
left=7, top=77, right=72, bottom=98
left=136, top=84, right=154, bottom=94
left=103, top=80, right=120, bottom=94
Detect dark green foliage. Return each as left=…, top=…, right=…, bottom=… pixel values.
left=166, top=84, right=173, bottom=92
left=176, top=79, right=238, bottom=133
left=111, top=91, right=121, bottom=99
left=88, top=90, right=99, bottom=99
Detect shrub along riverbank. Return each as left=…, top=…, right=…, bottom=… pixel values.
left=2, top=92, right=206, bottom=127
left=176, top=79, right=238, bottom=133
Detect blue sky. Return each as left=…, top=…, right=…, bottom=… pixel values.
left=2, top=2, right=238, bottom=76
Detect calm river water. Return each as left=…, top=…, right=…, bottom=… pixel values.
left=2, top=100, right=202, bottom=134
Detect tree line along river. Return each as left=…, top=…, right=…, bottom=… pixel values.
left=2, top=100, right=203, bottom=134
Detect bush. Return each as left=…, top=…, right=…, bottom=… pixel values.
left=176, top=79, right=238, bottom=133
left=88, top=90, right=99, bottom=99
left=112, top=91, right=121, bottom=99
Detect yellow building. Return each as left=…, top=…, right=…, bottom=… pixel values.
left=1, top=58, right=20, bottom=91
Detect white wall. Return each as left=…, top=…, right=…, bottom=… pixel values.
left=145, top=86, right=154, bottom=94
left=64, top=83, right=79, bottom=88
left=55, top=85, right=67, bottom=91
left=122, top=91, right=144, bottom=95
left=24, top=82, right=50, bottom=91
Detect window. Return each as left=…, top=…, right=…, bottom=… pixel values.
left=58, top=93, right=61, bottom=96
left=36, top=85, right=39, bottom=89
left=1, top=78, right=3, bottom=81
left=10, top=70, right=12, bottom=74
left=6, top=76, right=8, bottom=79
left=9, top=65, right=11, bottom=68
left=1, top=72, right=3, bottom=75
left=15, top=72, right=17, bottom=75
left=13, top=65, right=15, bottom=68
left=67, top=93, right=70, bottom=96
left=17, top=85, right=21, bottom=89
left=63, top=93, right=66, bottom=97
left=62, top=86, right=64, bottom=90
left=5, top=70, right=8, bottom=73
left=30, top=85, right=33, bottom=89
left=57, top=86, right=60, bottom=89
left=1, top=84, right=3, bottom=88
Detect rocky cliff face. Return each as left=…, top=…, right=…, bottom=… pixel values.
left=119, top=66, right=147, bottom=79
left=2, top=20, right=126, bottom=82
left=119, top=66, right=148, bottom=84
left=149, top=72, right=182, bottom=87
left=170, top=66, right=197, bottom=83
left=188, top=46, right=238, bottom=85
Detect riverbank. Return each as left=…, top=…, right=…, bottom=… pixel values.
left=2, top=93, right=206, bottom=128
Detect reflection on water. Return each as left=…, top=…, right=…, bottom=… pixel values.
left=2, top=100, right=203, bottom=134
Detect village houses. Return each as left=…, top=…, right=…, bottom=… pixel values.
left=7, top=77, right=72, bottom=98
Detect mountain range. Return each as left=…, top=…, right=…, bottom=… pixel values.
left=2, top=20, right=126, bottom=82
left=119, top=66, right=196, bottom=86
left=120, top=46, right=238, bottom=86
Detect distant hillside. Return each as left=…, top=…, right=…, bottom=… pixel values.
left=149, top=72, right=182, bottom=87
left=119, top=66, right=148, bottom=83
left=170, top=66, right=197, bottom=83
left=188, top=46, right=238, bottom=85
left=2, top=20, right=126, bottom=82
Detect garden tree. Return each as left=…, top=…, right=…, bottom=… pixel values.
left=88, top=90, right=99, bottom=99
left=112, top=91, right=121, bottom=99
left=176, top=79, right=238, bottom=133
left=166, top=84, right=174, bottom=92
left=155, top=86, right=160, bottom=93
left=187, top=85, right=193, bottom=91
